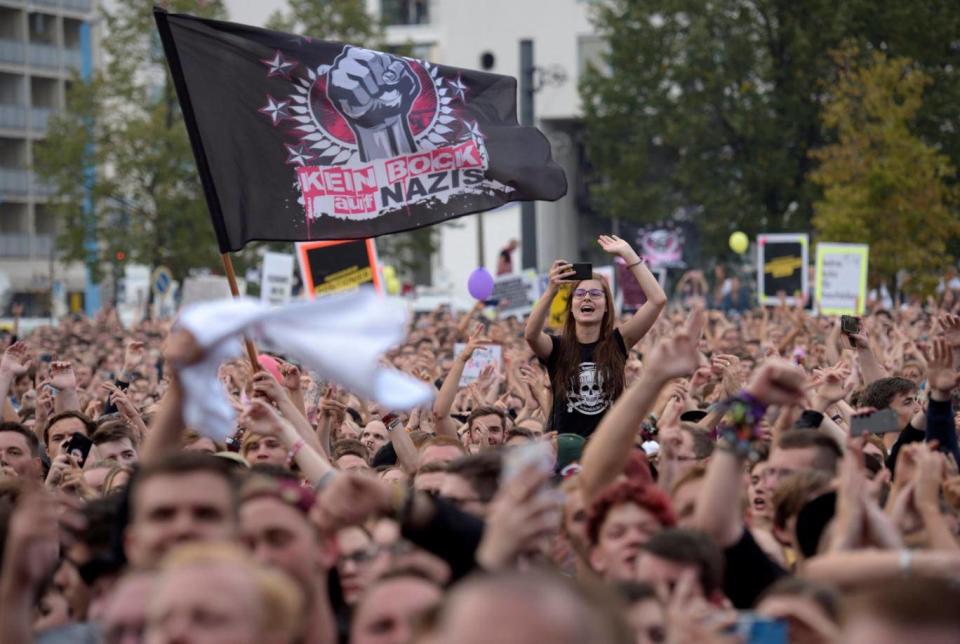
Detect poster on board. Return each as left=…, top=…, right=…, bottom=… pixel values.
left=296, top=239, right=382, bottom=298
left=757, top=233, right=808, bottom=306
left=815, top=243, right=868, bottom=315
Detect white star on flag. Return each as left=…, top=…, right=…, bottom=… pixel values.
left=258, top=95, right=291, bottom=125
left=466, top=120, right=486, bottom=140
left=285, top=142, right=312, bottom=166
left=260, top=50, right=298, bottom=79
left=448, top=75, right=468, bottom=101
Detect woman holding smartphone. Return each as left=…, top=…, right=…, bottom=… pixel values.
left=524, top=235, right=667, bottom=438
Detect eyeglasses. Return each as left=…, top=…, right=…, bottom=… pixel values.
left=573, top=288, right=604, bottom=299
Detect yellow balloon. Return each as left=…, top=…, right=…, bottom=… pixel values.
left=382, top=265, right=396, bottom=280
left=386, top=277, right=401, bottom=295
left=729, top=231, right=749, bottom=254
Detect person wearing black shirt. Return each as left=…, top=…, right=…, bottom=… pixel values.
left=524, top=235, right=666, bottom=438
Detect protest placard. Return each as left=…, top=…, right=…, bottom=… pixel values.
left=757, top=233, right=808, bottom=306
left=815, top=243, right=869, bottom=315
left=297, top=240, right=382, bottom=298
left=260, top=252, right=295, bottom=306
left=454, top=342, right=503, bottom=387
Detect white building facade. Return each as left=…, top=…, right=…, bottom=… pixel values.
left=0, top=0, right=97, bottom=316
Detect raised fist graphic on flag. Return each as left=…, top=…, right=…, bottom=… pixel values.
left=326, top=46, right=421, bottom=162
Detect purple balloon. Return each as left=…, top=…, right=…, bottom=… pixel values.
left=467, top=267, right=494, bottom=301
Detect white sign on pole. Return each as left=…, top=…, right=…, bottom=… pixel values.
left=260, top=252, right=295, bottom=306
left=815, top=243, right=869, bottom=315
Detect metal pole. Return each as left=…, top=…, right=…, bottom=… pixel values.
left=519, top=39, right=536, bottom=270
left=476, top=212, right=485, bottom=268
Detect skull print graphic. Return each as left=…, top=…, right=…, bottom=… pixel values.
left=566, top=362, right=609, bottom=415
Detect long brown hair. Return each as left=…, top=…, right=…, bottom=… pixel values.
left=551, top=275, right=626, bottom=406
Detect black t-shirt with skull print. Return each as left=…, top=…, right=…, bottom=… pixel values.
left=542, top=329, right=627, bottom=438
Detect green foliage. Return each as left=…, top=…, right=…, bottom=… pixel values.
left=581, top=0, right=960, bottom=261
left=266, top=0, right=381, bottom=45
left=810, top=45, right=959, bottom=295
left=34, top=0, right=229, bottom=282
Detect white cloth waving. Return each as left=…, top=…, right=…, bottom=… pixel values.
left=176, top=291, right=433, bottom=441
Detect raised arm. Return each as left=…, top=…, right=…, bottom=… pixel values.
left=140, top=329, right=201, bottom=465
left=389, top=412, right=420, bottom=474
left=49, top=361, right=80, bottom=413
left=433, top=324, right=486, bottom=437
left=250, top=370, right=326, bottom=458
left=598, top=235, right=667, bottom=348
left=0, top=342, right=30, bottom=421
left=579, top=308, right=703, bottom=504
left=242, top=400, right=333, bottom=484
left=524, top=260, right=573, bottom=360
left=694, top=359, right=807, bottom=547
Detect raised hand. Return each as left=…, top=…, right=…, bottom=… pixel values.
left=940, top=314, right=960, bottom=349
left=250, top=370, right=289, bottom=405
left=597, top=234, right=639, bottom=262
left=122, top=341, right=145, bottom=374
left=644, top=331, right=700, bottom=383
left=922, top=338, right=960, bottom=396
left=460, top=323, right=488, bottom=361
left=0, top=341, right=31, bottom=378
left=278, top=361, right=302, bottom=392
left=744, top=359, right=806, bottom=406
left=711, top=354, right=742, bottom=397
left=547, top=259, right=576, bottom=289
left=49, top=361, right=77, bottom=391
left=476, top=465, right=560, bottom=571
left=1, top=487, right=61, bottom=589
left=812, top=364, right=854, bottom=406
left=239, top=399, right=290, bottom=440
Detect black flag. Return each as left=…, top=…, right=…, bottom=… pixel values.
left=154, top=8, right=567, bottom=252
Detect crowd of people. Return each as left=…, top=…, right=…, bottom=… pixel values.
left=1, top=233, right=959, bottom=644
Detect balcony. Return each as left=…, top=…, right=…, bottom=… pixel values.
left=33, top=174, right=56, bottom=195
left=30, top=106, right=52, bottom=131
left=62, top=47, right=81, bottom=71
left=0, top=232, right=53, bottom=258
left=29, top=0, right=60, bottom=8
left=0, top=39, right=25, bottom=66
left=27, top=43, right=59, bottom=69
left=0, top=104, right=27, bottom=129
left=62, top=0, right=92, bottom=12
left=0, top=168, right=28, bottom=194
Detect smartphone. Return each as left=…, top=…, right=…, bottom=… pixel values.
left=732, top=614, right=788, bottom=644
left=840, top=315, right=861, bottom=336
left=850, top=408, right=901, bottom=436
left=382, top=412, right=403, bottom=433
left=63, top=432, right=93, bottom=467
left=571, top=263, right=593, bottom=281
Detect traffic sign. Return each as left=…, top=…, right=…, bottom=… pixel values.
left=152, top=266, right=173, bottom=296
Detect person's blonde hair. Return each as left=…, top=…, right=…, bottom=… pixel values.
left=159, top=542, right=304, bottom=643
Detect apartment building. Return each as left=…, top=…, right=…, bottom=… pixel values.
left=0, top=0, right=95, bottom=316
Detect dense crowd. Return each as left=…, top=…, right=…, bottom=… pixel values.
left=1, top=234, right=959, bottom=644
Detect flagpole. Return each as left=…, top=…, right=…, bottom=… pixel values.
left=220, top=252, right=261, bottom=370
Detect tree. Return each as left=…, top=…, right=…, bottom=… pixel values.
left=580, top=0, right=960, bottom=260
left=267, top=0, right=438, bottom=282
left=810, top=46, right=959, bottom=296
left=34, top=1, right=235, bottom=283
